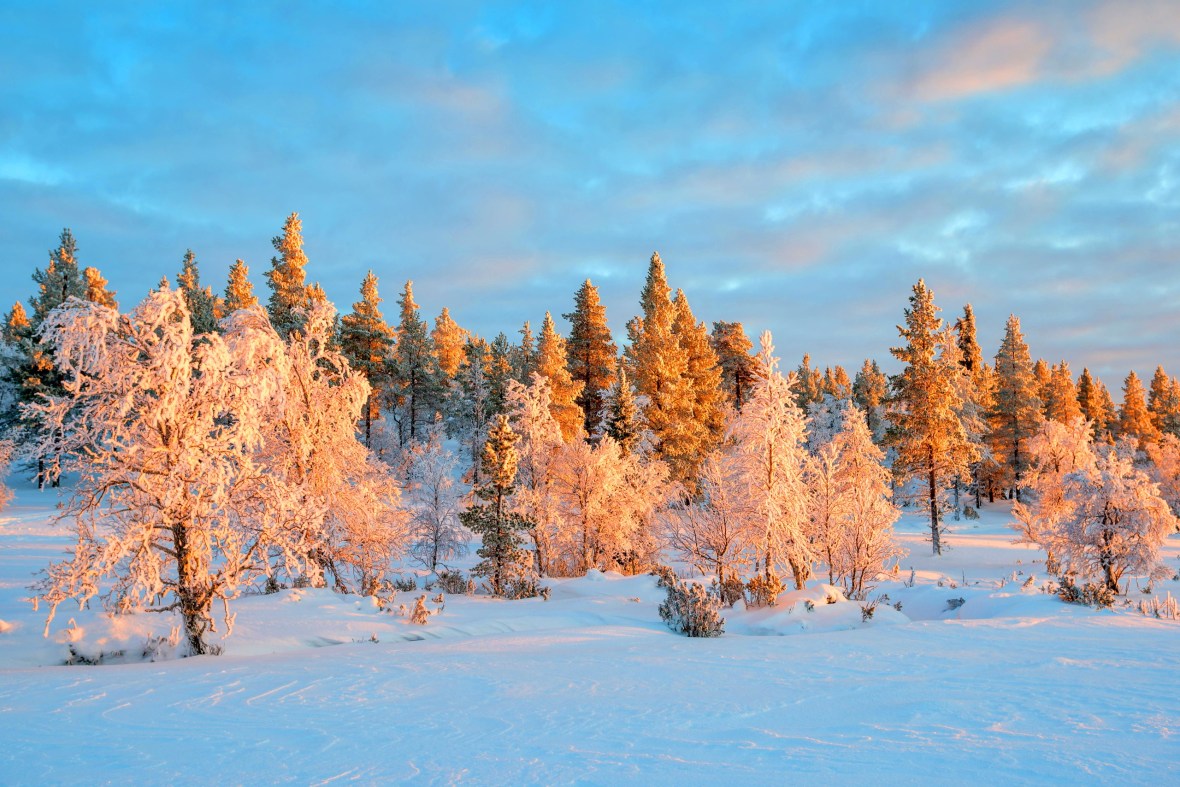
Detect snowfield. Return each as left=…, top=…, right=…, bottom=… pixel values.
left=2, top=477, right=1179, bottom=784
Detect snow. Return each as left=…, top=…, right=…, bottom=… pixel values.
left=2, top=476, right=1180, bottom=783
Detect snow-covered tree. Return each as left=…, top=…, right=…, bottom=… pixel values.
left=1077, top=368, right=1116, bottom=442
left=82, top=266, right=117, bottom=310
left=0, top=439, right=13, bottom=512
left=1145, top=435, right=1180, bottom=518
left=26, top=291, right=323, bottom=654
left=1147, top=366, right=1180, bottom=439
left=602, top=361, right=643, bottom=452
left=265, top=212, right=311, bottom=339
left=536, top=312, right=583, bottom=442
left=506, top=374, right=565, bottom=575
left=431, top=307, right=467, bottom=382
left=1043, top=362, right=1083, bottom=424
left=852, top=358, right=889, bottom=443
left=446, top=337, right=494, bottom=486
left=176, top=250, right=218, bottom=335
left=888, top=280, right=977, bottom=555
left=339, top=271, right=395, bottom=449
left=663, top=452, right=752, bottom=582
left=1119, top=370, right=1160, bottom=450
left=1011, top=417, right=1097, bottom=573
left=223, top=259, right=258, bottom=313
left=987, top=314, right=1043, bottom=500
left=391, top=280, right=443, bottom=446
left=730, top=331, right=811, bottom=588
left=403, top=417, right=468, bottom=571
left=1055, top=443, right=1176, bottom=592
left=711, top=320, right=756, bottom=413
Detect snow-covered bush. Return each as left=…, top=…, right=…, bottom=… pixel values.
left=433, top=568, right=471, bottom=595
left=404, top=417, right=469, bottom=571
left=409, top=595, right=430, bottom=624
left=1057, top=575, right=1115, bottom=609
left=658, top=576, right=724, bottom=638
left=744, top=571, right=785, bottom=608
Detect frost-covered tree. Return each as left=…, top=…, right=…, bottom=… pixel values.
left=988, top=314, right=1043, bottom=500
left=403, top=417, right=468, bottom=571
left=1043, top=361, right=1083, bottom=424
left=822, top=365, right=852, bottom=401
left=506, top=374, right=565, bottom=575
left=888, top=280, right=977, bottom=554
left=26, top=291, right=339, bottom=654
left=1145, top=435, right=1180, bottom=518
left=264, top=212, right=311, bottom=339
left=339, top=271, right=395, bottom=448
left=1011, top=417, right=1097, bottom=574
left=82, top=266, right=117, bottom=310
left=1119, top=370, right=1159, bottom=450
left=664, top=452, right=752, bottom=582
left=1077, top=368, right=1116, bottom=442
left=852, top=358, right=889, bottom=443
left=564, top=279, right=617, bottom=435
left=460, top=415, right=536, bottom=597
left=447, top=337, right=494, bottom=486
left=391, top=281, right=443, bottom=446
left=1055, top=443, right=1176, bottom=592
left=512, top=320, right=537, bottom=384
left=431, top=307, right=467, bottom=382
left=730, top=332, right=811, bottom=588
left=711, top=320, right=756, bottom=413
left=223, top=259, right=258, bottom=313
left=1147, top=366, right=1180, bottom=439
left=672, top=288, right=726, bottom=452
left=794, top=353, right=825, bottom=412
left=602, top=361, right=643, bottom=453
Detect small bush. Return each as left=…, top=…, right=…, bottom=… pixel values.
left=503, top=576, right=547, bottom=600
left=745, top=572, right=785, bottom=609
left=1058, top=576, right=1114, bottom=609
left=650, top=564, right=677, bottom=589
left=410, top=595, right=430, bottom=624
left=434, top=569, right=469, bottom=595
left=392, top=575, right=418, bottom=593
left=713, top=575, right=746, bottom=608
left=659, top=577, right=724, bottom=638
left=945, top=597, right=965, bottom=611
left=962, top=505, right=979, bottom=520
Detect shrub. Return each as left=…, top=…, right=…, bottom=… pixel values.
left=745, top=572, right=785, bottom=608
left=1058, top=575, right=1114, bottom=609
left=713, top=575, right=746, bottom=608
left=650, top=564, right=677, bottom=589
left=659, top=577, right=724, bottom=638
left=409, top=594, right=430, bottom=625
left=392, top=575, right=418, bottom=592
left=434, top=569, right=470, bottom=595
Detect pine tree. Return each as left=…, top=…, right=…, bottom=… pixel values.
left=264, top=212, right=311, bottom=338
left=604, top=361, right=642, bottom=453
left=447, top=337, right=493, bottom=485
left=176, top=250, right=218, bottom=335
left=955, top=304, right=985, bottom=377
left=987, top=315, right=1043, bottom=500
left=888, top=280, right=977, bottom=555
left=487, top=332, right=515, bottom=419
left=338, top=271, right=395, bottom=448
left=711, top=321, right=755, bottom=412
left=223, top=259, right=258, bottom=313
left=852, top=359, right=889, bottom=443
left=822, top=365, right=853, bottom=401
left=82, top=267, right=117, bottom=309
left=564, top=279, right=618, bottom=435
left=1147, top=366, right=1180, bottom=439
left=1119, top=370, right=1159, bottom=450
left=391, top=280, right=442, bottom=445
left=1077, top=368, right=1115, bottom=441
left=506, top=374, right=565, bottom=575
left=672, top=289, right=726, bottom=452
left=730, top=331, right=811, bottom=588
left=627, top=253, right=696, bottom=485
left=512, top=320, right=537, bottom=384
left=1032, top=358, right=1052, bottom=410
left=30, top=229, right=86, bottom=325
left=432, top=307, right=467, bottom=381
left=794, top=353, right=824, bottom=411
left=460, top=415, right=536, bottom=597
left=536, top=312, right=584, bottom=442
left=1043, top=362, right=1083, bottom=424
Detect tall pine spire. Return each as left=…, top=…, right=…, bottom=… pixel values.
left=265, top=212, right=311, bottom=338
left=536, top=312, right=583, bottom=441
left=563, top=279, right=617, bottom=435
left=223, top=259, right=258, bottom=313
left=339, top=271, right=395, bottom=448
left=987, top=314, right=1043, bottom=500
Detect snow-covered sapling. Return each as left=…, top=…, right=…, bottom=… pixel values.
left=658, top=576, right=724, bottom=638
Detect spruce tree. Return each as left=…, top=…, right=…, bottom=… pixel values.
left=604, top=361, right=641, bottom=452
left=459, top=415, right=536, bottom=597
left=852, top=359, right=889, bottom=443
left=822, top=365, right=852, bottom=400
left=392, top=280, right=442, bottom=445
left=987, top=315, right=1043, bottom=500
left=672, top=289, right=726, bottom=451
left=710, top=320, right=755, bottom=412
left=339, top=271, right=395, bottom=448
left=1043, top=362, right=1083, bottom=424
left=1032, top=358, right=1052, bottom=410
left=486, top=332, right=515, bottom=419
left=82, top=267, right=117, bottom=309
left=564, top=279, right=617, bottom=435
left=794, top=353, right=824, bottom=411
left=888, top=280, right=977, bottom=555
left=223, top=259, right=258, bottom=312
left=1147, top=366, right=1180, bottom=439
left=512, top=320, right=537, bottom=384
left=955, top=304, right=985, bottom=377
left=536, top=312, right=584, bottom=441
left=1119, top=370, right=1159, bottom=450
left=431, top=307, right=467, bottom=381
left=264, top=212, right=311, bottom=338
left=446, top=337, right=493, bottom=485
left=1077, top=368, right=1114, bottom=441
left=953, top=306, right=993, bottom=508
left=31, top=229, right=86, bottom=324
left=176, top=250, right=218, bottom=334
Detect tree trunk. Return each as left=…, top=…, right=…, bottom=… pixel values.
left=173, top=520, right=210, bottom=655
left=929, top=464, right=941, bottom=555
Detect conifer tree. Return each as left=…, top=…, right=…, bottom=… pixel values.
left=822, top=365, right=853, bottom=401
left=487, top=331, right=515, bottom=419
left=1147, top=366, right=1180, bottom=439
left=564, top=279, right=618, bottom=435
left=460, top=415, right=536, bottom=597
left=82, top=267, right=117, bottom=309
left=987, top=315, right=1043, bottom=500
left=447, top=337, right=493, bottom=485
left=1032, top=358, right=1052, bottom=409
left=536, top=312, right=584, bottom=442
left=888, top=280, right=977, bottom=555
left=672, top=289, right=726, bottom=450
left=264, top=212, right=311, bottom=338
left=1043, top=362, right=1083, bottom=424
left=1077, top=368, right=1114, bottom=441
left=852, top=359, right=889, bottom=443
left=506, top=374, right=564, bottom=575
left=711, top=321, right=755, bottom=412
left=955, top=304, right=985, bottom=377
left=223, top=259, right=258, bottom=313
left=339, top=271, right=395, bottom=448
left=1118, top=370, right=1159, bottom=450
left=432, top=307, right=467, bottom=381
left=30, top=229, right=86, bottom=325
left=603, top=361, right=642, bottom=453
left=794, top=353, right=825, bottom=411
left=627, top=253, right=697, bottom=485
left=513, top=320, right=537, bottom=384
left=176, top=250, right=218, bottom=335
left=391, top=280, right=442, bottom=445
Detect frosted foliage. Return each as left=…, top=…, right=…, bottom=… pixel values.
left=806, top=395, right=852, bottom=453
left=26, top=292, right=405, bottom=655
left=1145, top=435, right=1180, bottom=517
left=404, top=420, right=468, bottom=571
left=664, top=452, right=754, bottom=581
left=0, top=440, right=12, bottom=511
left=1011, top=418, right=1096, bottom=557
left=507, top=375, right=565, bottom=575
left=1054, top=445, right=1176, bottom=591
left=728, top=332, right=811, bottom=588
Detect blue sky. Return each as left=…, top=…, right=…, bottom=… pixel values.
left=2, top=1, right=1178, bottom=383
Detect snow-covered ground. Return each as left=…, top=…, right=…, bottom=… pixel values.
left=2, top=476, right=1179, bottom=784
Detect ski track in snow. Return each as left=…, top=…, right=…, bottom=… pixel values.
left=1, top=480, right=1180, bottom=784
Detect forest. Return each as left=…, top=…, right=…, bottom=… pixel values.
left=2, top=214, right=1177, bottom=654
